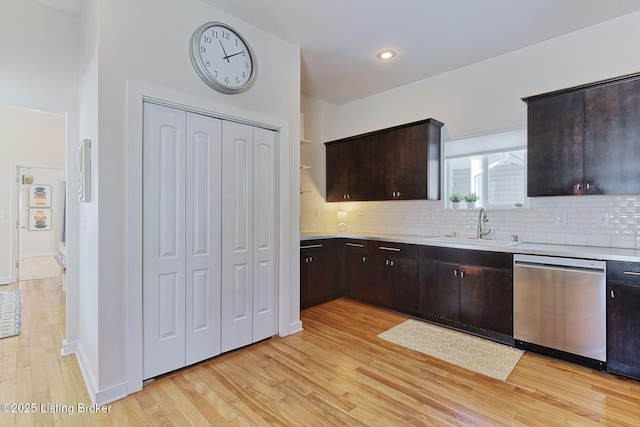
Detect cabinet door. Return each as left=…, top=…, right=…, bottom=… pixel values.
left=344, top=249, right=370, bottom=301
left=370, top=130, right=398, bottom=200
left=390, top=256, right=418, bottom=313
left=607, top=282, right=640, bottom=379
left=418, top=259, right=460, bottom=323
left=459, top=266, right=513, bottom=336
left=326, top=137, right=371, bottom=201
left=347, top=136, right=372, bottom=201
left=369, top=253, right=392, bottom=307
left=300, top=241, right=337, bottom=309
left=584, top=78, right=640, bottom=195
left=326, top=142, right=350, bottom=202
left=527, top=91, right=585, bottom=196
left=396, top=123, right=428, bottom=200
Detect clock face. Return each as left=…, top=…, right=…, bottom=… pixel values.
left=190, top=22, right=255, bottom=93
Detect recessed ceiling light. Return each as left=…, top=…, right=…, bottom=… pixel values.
left=377, top=49, right=396, bottom=60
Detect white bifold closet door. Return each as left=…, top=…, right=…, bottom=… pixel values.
left=143, top=103, right=222, bottom=379
left=143, top=102, right=278, bottom=379
left=221, top=121, right=278, bottom=352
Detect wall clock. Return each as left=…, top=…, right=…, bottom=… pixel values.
left=189, top=21, right=256, bottom=94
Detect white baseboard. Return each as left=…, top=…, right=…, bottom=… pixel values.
left=61, top=339, right=77, bottom=356
left=73, top=342, right=99, bottom=405
left=287, top=320, right=304, bottom=335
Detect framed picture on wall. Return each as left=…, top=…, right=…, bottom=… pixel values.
left=78, top=139, right=91, bottom=202
left=29, top=184, right=51, bottom=207
left=29, top=208, right=52, bottom=231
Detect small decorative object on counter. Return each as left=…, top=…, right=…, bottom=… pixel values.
left=464, top=192, right=479, bottom=209
left=449, top=192, right=462, bottom=209
left=514, top=202, right=524, bottom=208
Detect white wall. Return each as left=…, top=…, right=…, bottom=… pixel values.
left=76, top=0, right=301, bottom=404
left=0, top=0, right=80, bottom=360
left=301, top=10, right=640, bottom=248
left=0, top=106, right=66, bottom=282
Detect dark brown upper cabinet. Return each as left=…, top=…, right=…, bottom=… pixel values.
left=325, top=135, right=371, bottom=202
left=524, top=72, right=640, bottom=197
left=325, top=119, right=443, bottom=202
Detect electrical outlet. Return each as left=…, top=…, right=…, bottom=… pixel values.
left=555, top=212, right=567, bottom=226
left=595, top=212, right=609, bottom=227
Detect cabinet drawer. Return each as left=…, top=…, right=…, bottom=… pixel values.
left=370, top=241, right=417, bottom=258
left=419, top=245, right=512, bottom=270
left=342, top=239, right=368, bottom=253
left=607, top=260, right=640, bottom=286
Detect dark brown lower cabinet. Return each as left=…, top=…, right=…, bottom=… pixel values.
left=344, top=240, right=371, bottom=302
left=418, top=259, right=460, bottom=323
left=300, top=240, right=339, bottom=309
left=606, top=261, right=640, bottom=380
left=459, top=266, right=513, bottom=336
left=418, top=246, right=513, bottom=343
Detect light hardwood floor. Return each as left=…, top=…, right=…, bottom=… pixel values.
left=1, top=278, right=639, bottom=426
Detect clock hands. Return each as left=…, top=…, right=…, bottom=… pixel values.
left=219, top=39, right=244, bottom=62
left=219, top=40, right=230, bottom=63
left=224, top=50, right=244, bottom=61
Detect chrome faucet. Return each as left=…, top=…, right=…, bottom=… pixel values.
left=477, top=207, right=491, bottom=239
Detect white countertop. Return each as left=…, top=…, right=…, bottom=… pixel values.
left=300, top=232, right=640, bottom=262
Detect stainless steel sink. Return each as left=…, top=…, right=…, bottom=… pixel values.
left=426, top=237, right=521, bottom=247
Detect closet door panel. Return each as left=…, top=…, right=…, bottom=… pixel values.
left=253, top=128, right=278, bottom=341
left=185, top=112, right=222, bottom=365
left=221, top=121, right=254, bottom=352
left=143, top=103, right=186, bottom=379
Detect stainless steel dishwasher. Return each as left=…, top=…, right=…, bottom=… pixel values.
left=513, top=254, right=606, bottom=365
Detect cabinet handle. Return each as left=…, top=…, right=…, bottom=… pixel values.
left=300, top=244, right=323, bottom=249
left=346, top=243, right=364, bottom=248
left=611, top=289, right=615, bottom=298
left=390, top=260, right=394, bottom=267
left=454, top=269, right=458, bottom=276
left=362, top=256, right=367, bottom=262
left=623, top=271, right=640, bottom=276
left=575, top=183, right=582, bottom=190
left=379, top=246, right=401, bottom=252
left=460, top=271, right=465, bottom=278
left=397, top=191, right=401, bottom=198
left=586, top=183, right=592, bottom=190
left=347, top=194, right=350, bottom=199
left=385, top=259, right=390, bottom=266
left=392, top=191, right=396, bottom=197
left=305, top=257, right=309, bottom=263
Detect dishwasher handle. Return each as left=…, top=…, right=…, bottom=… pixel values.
left=514, top=261, right=605, bottom=276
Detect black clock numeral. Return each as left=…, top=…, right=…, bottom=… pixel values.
left=235, top=77, right=240, bottom=84
left=241, top=50, right=246, bottom=56
left=200, top=45, right=206, bottom=54
left=225, top=77, right=230, bottom=84
left=222, top=31, right=230, bottom=40
left=213, top=71, right=218, bottom=77
left=205, top=60, right=210, bottom=68
left=244, top=62, right=249, bottom=69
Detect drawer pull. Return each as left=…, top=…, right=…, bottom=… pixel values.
left=623, top=271, right=640, bottom=276
left=379, top=246, right=401, bottom=252
left=346, top=243, right=364, bottom=248
left=300, top=244, right=323, bottom=249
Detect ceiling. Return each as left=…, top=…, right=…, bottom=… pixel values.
left=31, top=0, right=640, bottom=105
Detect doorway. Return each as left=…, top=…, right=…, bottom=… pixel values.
left=14, top=166, right=66, bottom=283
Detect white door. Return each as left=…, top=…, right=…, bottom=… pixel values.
left=221, top=121, right=254, bottom=352
left=252, top=127, right=278, bottom=342
left=184, top=112, right=222, bottom=366
left=221, top=122, right=278, bottom=352
left=143, top=103, right=222, bottom=379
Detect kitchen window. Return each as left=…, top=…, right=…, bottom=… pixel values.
left=445, top=127, right=527, bottom=209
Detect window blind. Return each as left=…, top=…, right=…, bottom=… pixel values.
left=444, top=127, right=527, bottom=159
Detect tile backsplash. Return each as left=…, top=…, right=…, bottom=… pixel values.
left=301, top=195, right=640, bottom=249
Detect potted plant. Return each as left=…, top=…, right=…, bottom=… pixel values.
left=514, top=202, right=524, bottom=208
left=464, top=192, right=479, bottom=208
left=449, top=192, right=462, bottom=209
